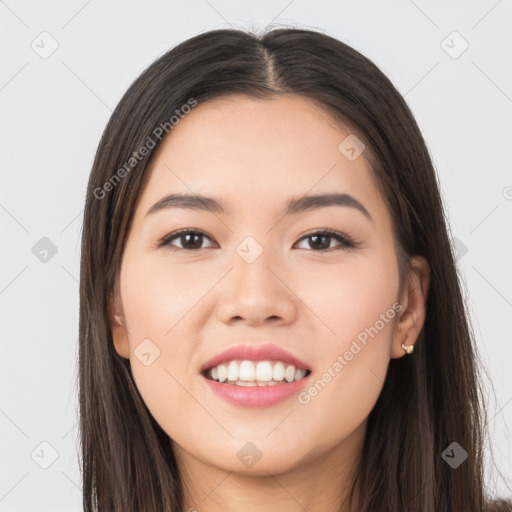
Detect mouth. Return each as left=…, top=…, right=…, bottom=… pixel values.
left=199, top=343, right=313, bottom=407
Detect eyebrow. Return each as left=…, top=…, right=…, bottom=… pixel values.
left=146, top=192, right=373, bottom=222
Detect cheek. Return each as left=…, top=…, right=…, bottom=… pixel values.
left=118, top=256, right=206, bottom=424
left=298, top=251, right=399, bottom=347
left=120, top=252, right=214, bottom=342
left=292, top=253, right=398, bottom=438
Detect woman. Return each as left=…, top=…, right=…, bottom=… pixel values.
left=78, top=27, right=512, bottom=511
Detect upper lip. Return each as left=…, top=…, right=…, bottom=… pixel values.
left=200, top=343, right=311, bottom=373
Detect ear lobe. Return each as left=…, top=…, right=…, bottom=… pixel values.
left=108, top=293, right=130, bottom=359
left=391, top=256, right=430, bottom=359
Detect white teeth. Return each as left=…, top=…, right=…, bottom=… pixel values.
left=285, top=364, right=296, bottom=382
left=295, top=368, right=306, bottom=380
left=239, top=360, right=256, bottom=381
left=256, top=361, right=273, bottom=381
left=272, top=361, right=285, bottom=381
left=227, top=361, right=238, bottom=381
left=217, top=364, right=227, bottom=383
left=206, top=360, right=309, bottom=385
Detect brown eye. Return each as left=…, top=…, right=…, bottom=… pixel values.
left=294, top=230, right=356, bottom=251
left=158, top=230, right=216, bottom=251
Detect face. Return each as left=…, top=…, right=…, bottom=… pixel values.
left=110, top=95, right=426, bottom=477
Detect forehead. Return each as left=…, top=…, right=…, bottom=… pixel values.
left=134, top=95, right=388, bottom=222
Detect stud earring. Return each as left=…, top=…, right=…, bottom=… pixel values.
left=401, top=340, right=414, bottom=354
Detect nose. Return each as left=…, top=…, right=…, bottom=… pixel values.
left=216, top=248, right=298, bottom=327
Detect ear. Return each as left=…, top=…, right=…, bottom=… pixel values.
left=108, top=292, right=130, bottom=359
left=391, top=255, right=431, bottom=359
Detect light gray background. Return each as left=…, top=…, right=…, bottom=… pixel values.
left=1, top=1, right=511, bottom=510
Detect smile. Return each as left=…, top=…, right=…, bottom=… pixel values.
left=203, top=360, right=311, bottom=386
left=200, top=343, right=313, bottom=407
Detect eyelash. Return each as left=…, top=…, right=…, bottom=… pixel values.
left=156, top=228, right=359, bottom=253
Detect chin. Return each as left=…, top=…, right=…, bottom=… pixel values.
left=195, top=438, right=313, bottom=477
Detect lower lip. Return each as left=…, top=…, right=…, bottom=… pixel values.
left=201, top=374, right=311, bottom=408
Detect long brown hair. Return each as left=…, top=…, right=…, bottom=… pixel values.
left=78, top=27, right=511, bottom=511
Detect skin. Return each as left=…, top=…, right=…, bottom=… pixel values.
left=109, top=94, right=430, bottom=512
